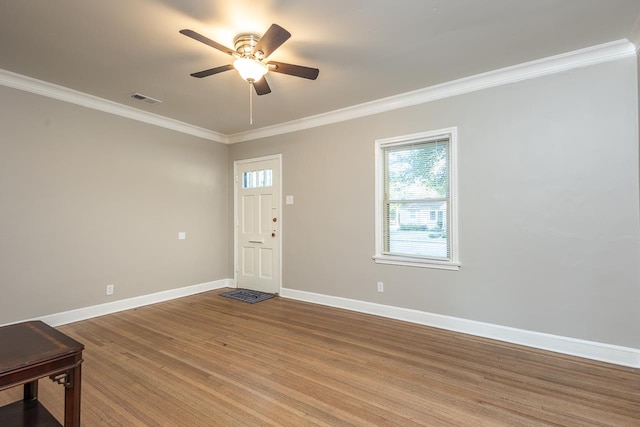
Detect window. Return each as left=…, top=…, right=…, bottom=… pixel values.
left=374, top=128, right=459, bottom=270
left=243, top=169, right=273, bottom=189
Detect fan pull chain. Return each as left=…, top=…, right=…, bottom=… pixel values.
left=249, top=81, right=254, bottom=125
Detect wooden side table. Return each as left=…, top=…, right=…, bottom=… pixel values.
left=0, top=321, right=84, bottom=426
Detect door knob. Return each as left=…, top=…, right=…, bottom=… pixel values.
left=272, top=232, right=276, bottom=237
left=273, top=217, right=277, bottom=222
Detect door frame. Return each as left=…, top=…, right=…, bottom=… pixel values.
left=233, top=154, right=283, bottom=292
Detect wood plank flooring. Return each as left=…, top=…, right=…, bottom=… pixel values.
left=1, top=289, right=638, bottom=426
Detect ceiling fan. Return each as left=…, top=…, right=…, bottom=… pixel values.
left=179, top=24, right=319, bottom=96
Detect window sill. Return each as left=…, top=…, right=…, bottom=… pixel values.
left=372, top=255, right=460, bottom=271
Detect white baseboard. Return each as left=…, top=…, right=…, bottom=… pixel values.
left=9, top=280, right=637, bottom=368
left=35, top=279, right=233, bottom=327
left=280, top=288, right=640, bottom=368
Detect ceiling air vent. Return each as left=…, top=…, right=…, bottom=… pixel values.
left=129, top=92, right=162, bottom=104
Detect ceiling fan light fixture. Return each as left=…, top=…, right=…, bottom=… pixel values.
left=181, top=24, right=318, bottom=95
left=233, top=57, right=268, bottom=82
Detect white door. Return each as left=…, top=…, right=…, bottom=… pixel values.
left=235, top=156, right=281, bottom=293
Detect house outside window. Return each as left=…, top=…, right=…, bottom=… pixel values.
left=374, top=127, right=459, bottom=270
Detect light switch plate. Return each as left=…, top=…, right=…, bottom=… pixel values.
left=178, top=232, right=186, bottom=240
left=286, top=195, right=294, bottom=205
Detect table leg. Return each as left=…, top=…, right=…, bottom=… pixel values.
left=23, top=380, right=38, bottom=400
left=64, top=365, right=82, bottom=426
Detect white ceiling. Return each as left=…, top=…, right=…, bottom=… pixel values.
left=1, top=0, right=639, bottom=137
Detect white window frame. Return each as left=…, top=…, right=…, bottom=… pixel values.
left=373, top=127, right=460, bottom=270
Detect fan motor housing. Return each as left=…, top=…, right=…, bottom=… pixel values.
left=234, top=33, right=263, bottom=58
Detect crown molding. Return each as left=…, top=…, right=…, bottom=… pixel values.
left=2, top=39, right=635, bottom=145
left=0, top=69, right=228, bottom=144
left=228, top=39, right=636, bottom=144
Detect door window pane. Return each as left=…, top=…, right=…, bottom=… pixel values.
left=243, top=169, right=273, bottom=189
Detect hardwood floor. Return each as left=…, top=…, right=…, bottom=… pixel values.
left=1, top=289, right=638, bottom=426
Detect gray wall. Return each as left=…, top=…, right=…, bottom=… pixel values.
left=2, top=55, right=637, bottom=349
left=229, top=57, right=640, bottom=348
left=0, top=86, right=230, bottom=325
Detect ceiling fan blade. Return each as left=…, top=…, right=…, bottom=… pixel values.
left=268, top=61, right=319, bottom=80
left=190, top=64, right=234, bottom=78
left=253, top=24, right=291, bottom=59
left=253, top=77, right=272, bottom=95
left=180, top=29, right=235, bottom=56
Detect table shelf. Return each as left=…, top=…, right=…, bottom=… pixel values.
left=0, top=399, right=62, bottom=427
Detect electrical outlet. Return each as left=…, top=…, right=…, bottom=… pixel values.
left=106, top=284, right=114, bottom=296
left=377, top=282, right=384, bottom=292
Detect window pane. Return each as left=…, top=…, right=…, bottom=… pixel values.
left=243, top=169, right=273, bottom=189
left=265, top=169, right=273, bottom=187
left=386, top=201, right=449, bottom=259
left=386, top=141, right=448, bottom=200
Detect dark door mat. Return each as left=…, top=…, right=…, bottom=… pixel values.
left=220, top=288, right=276, bottom=304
